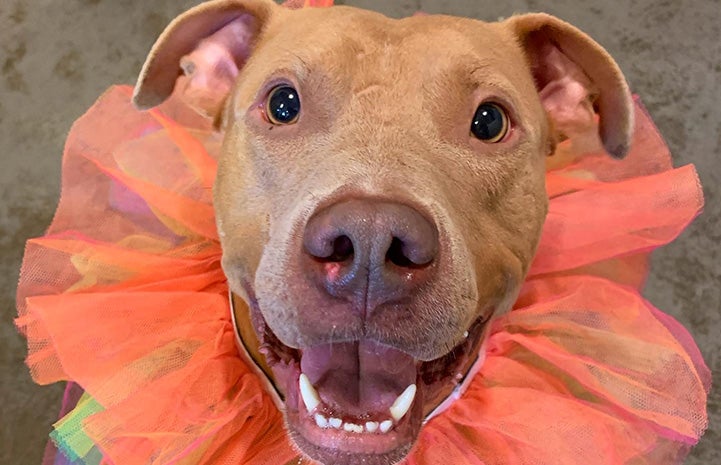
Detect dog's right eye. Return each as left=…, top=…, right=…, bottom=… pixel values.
left=470, top=102, right=509, bottom=143
left=265, top=85, right=301, bottom=125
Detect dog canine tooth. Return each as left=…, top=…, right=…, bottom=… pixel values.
left=389, top=384, right=417, bottom=421
left=328, top=417, right=342, bottom=429
left=379, top=420, right=393, bottom=433
left=314, top=413, right=329, bottom=428
left=365, top=421, right=379, bottom=433
left=299, top=373, right=321, bottom=412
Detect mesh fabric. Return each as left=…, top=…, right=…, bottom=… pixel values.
left=16, top=84, right=708, bottom=465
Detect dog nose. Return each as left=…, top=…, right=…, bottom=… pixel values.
left=303, top=199, right=438, bottom=311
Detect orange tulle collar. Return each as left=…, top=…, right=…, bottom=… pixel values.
left=16, top=86, right=709, bottom=465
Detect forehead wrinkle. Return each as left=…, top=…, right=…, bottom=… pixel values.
left=261, top=54, right=312, bottom=83
left=423, top=52, right=525, bottom=107
left=469, top=64, right=521, bottom=95
left=433, top=60, right=495, bottom=93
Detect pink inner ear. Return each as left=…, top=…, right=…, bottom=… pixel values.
left=178, top=15, right=256, bottom=118
left=529, top=34, right=605, bottom=154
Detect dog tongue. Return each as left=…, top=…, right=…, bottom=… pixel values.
left=300, top=340, right=417, bottom=416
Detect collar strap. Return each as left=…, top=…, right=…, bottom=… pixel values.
left=230, top=292, right=285, bottom=411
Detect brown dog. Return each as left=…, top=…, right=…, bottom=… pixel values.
left=133, top=1, right=632, bottom=464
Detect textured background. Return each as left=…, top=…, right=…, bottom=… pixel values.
left=1, top=0, right=718, bottom=464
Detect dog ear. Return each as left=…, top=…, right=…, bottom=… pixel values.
left=132, top=0, right=276, bottom=117
left=506, top=14, right=633, bottom=158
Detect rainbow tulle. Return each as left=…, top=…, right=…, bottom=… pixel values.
left=16, top=82, right=708, bottom=465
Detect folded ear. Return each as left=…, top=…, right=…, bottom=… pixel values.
left=506, top=13, right=633, bottom=158
left=133, top=0, right=276, bottom=117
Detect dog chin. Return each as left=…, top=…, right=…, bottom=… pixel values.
left=288, top=428, right=414, bottom=465
left=252, top=306, right=489, bottom=465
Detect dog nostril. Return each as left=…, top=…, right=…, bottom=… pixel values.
left=324, top=235, right=354, bottom=262
left=329, top=235, right=354, bottom=262
left=386, top=237, right=411, bottom=267
left=386, top=237, right=432, bottom=268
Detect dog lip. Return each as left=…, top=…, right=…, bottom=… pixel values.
left=288, top=427, right=414, bottom=465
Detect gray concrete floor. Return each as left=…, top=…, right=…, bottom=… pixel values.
left=1, top=1, right=718, bottom=464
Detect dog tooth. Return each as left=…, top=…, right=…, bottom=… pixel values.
left=343, top=422, right=363, bottom=433
left=314, top=413, right=329, bottom=428
left=379, top=420, right=393, bottom=433
left=463, top=331, right=469, bottom=338
left=299, top=374, right=321, bottom=412
left=328, top=417, right=342, bottom=429
left=365, top=421, right=379, bottom=433
left=389, top=384, right=417, bottom=421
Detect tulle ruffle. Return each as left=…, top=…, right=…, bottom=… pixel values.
left=16, top=85, right=708, bottom=465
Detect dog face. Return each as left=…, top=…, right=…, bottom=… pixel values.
left=134, top=1, right=632, bottom=464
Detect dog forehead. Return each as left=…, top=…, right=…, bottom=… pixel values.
left=258, top=7, right=527, bottom=90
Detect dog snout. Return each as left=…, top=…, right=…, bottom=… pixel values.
left=302, top=199, right=438, bottom=312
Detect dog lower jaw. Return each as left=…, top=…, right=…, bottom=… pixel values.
left=286, top=376, right=423, bottom=465
left=289, top=426, right=415, bottom=465
left=269, top=342, right=423, bottom=465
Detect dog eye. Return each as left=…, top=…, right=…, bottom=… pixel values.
left=470, top=103, right=508, bottom=143
left=266, top=85, right=301, bottom=124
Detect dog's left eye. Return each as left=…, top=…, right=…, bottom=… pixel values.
left=470, top=102, right=508, bottom=143
left=265, top=85, right=301, bottom=125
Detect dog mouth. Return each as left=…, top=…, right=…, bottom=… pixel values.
left=252, top=310, right=488, bottom=465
